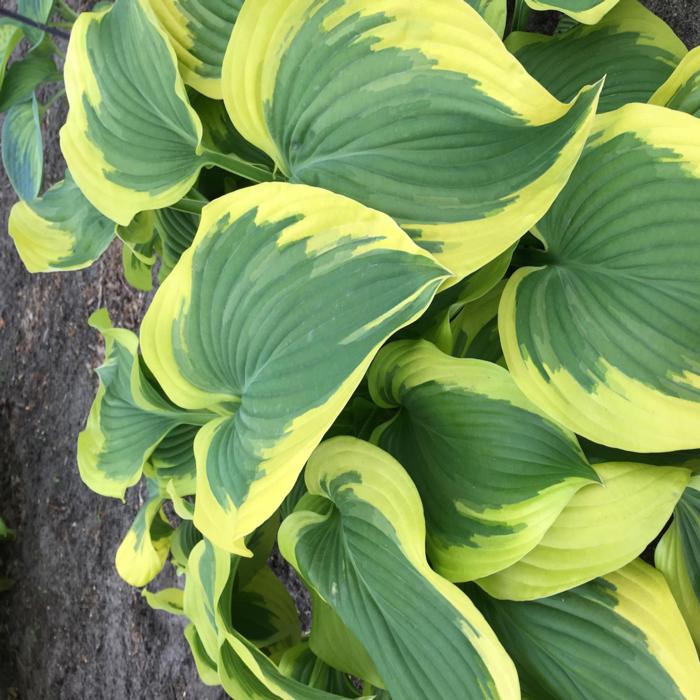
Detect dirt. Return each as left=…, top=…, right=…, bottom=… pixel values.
left=0, top=1, right=698, bottom=698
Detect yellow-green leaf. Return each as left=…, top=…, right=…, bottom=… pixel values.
left=279, top=437, right=520, bottom=699
left=650, top=45, right=700, bottom=117
left=473, top=559, right=700, bottom=699
left=507, top=0, right=686, bottom=113
left=500, top=103, right=700, bottom=452
left=524, top=0, right=621, bottom=24
left=223, top=0, right=601, bottom=280
left=478, top=461, right=690, bottom=600
left=369, top=341, right=597, bottom=581
left=115, top=492, right=173, bottom=587
left=60, top=0, right=205, bottom=225
left=140, top=182, right=447, bottom=554
left=656, top=475, right=700, bottom=648
left=148, top=0, right=243, bottom=98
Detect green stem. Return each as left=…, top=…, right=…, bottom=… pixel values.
left=511, top=0, right=531, bottom=33
left=180, top=412, right=219, bottom=427
left=54, top=0, right=78, bottom=21
left=170, top=197, right=206, bottom=216
left=39, top=88, right=65, bottom=116
left=202, top=148, right=277, bottom=184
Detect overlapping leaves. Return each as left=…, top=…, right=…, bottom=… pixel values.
left=3, top=0, right=700, bottom=698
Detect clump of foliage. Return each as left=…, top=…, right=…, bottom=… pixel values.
left=4, top=0, right=700, bottom=697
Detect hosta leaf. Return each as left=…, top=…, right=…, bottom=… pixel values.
left=232, top=566, right=301, bottom=653
left=121, top=245, right=155, bottom=292
left=279, top=644, right=359, bottom=697
left=524, top=0, right=621, bottom=24
left=115, top=489, right=173, bottom=587
left=279, top=437, right=520, bottom=699
left=17, top=0, right=54, bottom=46
left=185, top=539, right=358, bottom=699
left=473, top=559, right=700, bottom=700
left=500, top=103, right=700, bottom=452
left=78, top=310, right=207, bottom=499
left=507, top=0, right=686, bottom=113
left=148, top=0, right=242, bottom=99
left=465, top=0, right=507, bottom=37
left=650, top=46, right=700, bottom=117
left=579, top=437, right=700, bottom=468
left=170, top=519, right=201, bottom=570
left=60, top=0, right=206, bottom=225
left=142, top=586, right=185, bottom=616
left=184, top=624, right=220, bottom=686
left=2, top=94, right=43, bottom=200
left=154, top=205, right=199, bottom=280
left=656, top=476, right=700, bottom=647
left=140, top=183, right=447, bottom=554
left=236, top=514, right=279, bottom=588
left=307, top=583, right=382, bottom=688
left=8, top=172, right=115, bottom=273
left=191, top=93, right=272, bottom=168
left=148, top=423, right=198, bottom=496
left=0, top=40, right=58, bottom=112
left=224, top=0, right=601, bottom=280
left=368, top=341, right=597, bottom=581
left=0, top=22, right=22, bottom=90
left=478, top=461, right=690, bottom=600
left=450, top=280, right=504, bottom=362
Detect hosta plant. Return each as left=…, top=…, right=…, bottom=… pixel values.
left=4, top=0, right=700, bottom=697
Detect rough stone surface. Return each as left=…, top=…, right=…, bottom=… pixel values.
left=0, top=1, right=698, bottom=698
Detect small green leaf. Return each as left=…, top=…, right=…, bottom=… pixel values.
left=153, top=205, right=199, bottom=281
left=0, top=21, right=23, bottom=90
left=8, top=171, right=116, bottom=272
left=17, top=0, right=54, bottom=46
left=77, top=309, right=209, bottom=499
left=115, top=492, right=173, bottom=587
left=3, top=99, right=45, bottom=208
left=279, top=644, right=360, bottom=697
left=0, top=41, right=58, bottom=112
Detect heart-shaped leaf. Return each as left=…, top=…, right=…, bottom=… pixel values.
left=368, top=340, right=597, bottom=581
left=60, top=0, right=206, bottom=224
left=279, top=437, right=520, bottom=699
left=500, top=103, right=700, bottom=451
left=140, top=182, right=448, bottom=553
left=223, top=0, right=601, bottom=280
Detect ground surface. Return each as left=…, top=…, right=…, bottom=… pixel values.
left=0, top=1, right=698, bottom=698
